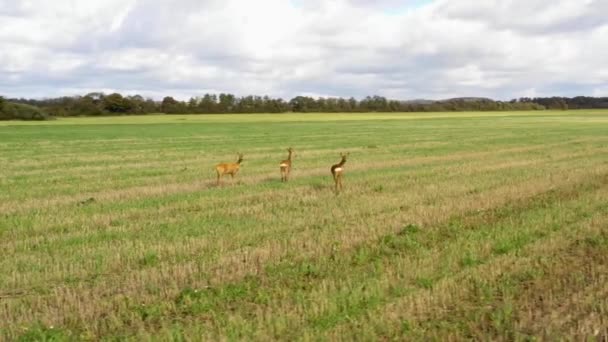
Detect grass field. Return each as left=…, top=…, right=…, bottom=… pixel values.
left=1, top=110, right=608, bottom=340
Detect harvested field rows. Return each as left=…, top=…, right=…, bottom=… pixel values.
left=1, top=111, right=607, bottom=340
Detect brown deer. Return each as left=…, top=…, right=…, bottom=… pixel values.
left=331, top=152, right=349, bottom=193
left=279, top=147, right=294, bottom=182
left=215, top=153, right=244, bottom=186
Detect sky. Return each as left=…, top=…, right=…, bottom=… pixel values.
left=0, top=0, right=607, bottom=101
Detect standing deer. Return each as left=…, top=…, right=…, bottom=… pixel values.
left=331, top=152, right=349, bottom=193
left=279, top=147, right=294, bottom=182
left=215, top=153, right=244, bottom=186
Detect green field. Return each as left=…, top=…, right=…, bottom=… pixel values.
left=1, top=111, right=608, bottom=340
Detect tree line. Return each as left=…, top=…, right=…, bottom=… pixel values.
left=0, top=96, right=48, bottom=120
left=2, top=92, right=608, bottom=120
left=518, top=96, right=608, bottom=110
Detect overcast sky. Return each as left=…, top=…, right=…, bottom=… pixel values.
left=1, top=0, right=607, bottom=100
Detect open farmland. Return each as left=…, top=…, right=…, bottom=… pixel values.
left=1, top=111, right=608, bottom=340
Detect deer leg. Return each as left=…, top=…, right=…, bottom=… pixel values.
left=216, top=172, right=221, bottom=186
left=333, top=174, right=339, bottom=193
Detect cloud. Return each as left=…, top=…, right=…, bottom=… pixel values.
left=438, top=0, right=607, bottom=34
left=0, top=0, right=606, bottom=100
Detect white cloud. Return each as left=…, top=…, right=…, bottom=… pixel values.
left=438, top=0, right=606, bottom=34
left=0, top=0, right=607, bottom=100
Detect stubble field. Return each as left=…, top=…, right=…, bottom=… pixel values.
left=1, top=111, right=608, bottom=340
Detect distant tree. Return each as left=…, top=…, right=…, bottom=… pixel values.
left=198, top=94, right=217, bottom=113
left=266, top=98, right=288, bottom=113
left=557, top=98, right=568, bottom=110
left=187, top=97, right=198, bottom=113
left=0, top=101, right=48, bottom=120
left=103, top=93, right=133, bottom=113
left=0, top=96, right=8, bottom=118
left=218, top=93, right=236, bottom=113
left=126, top=95, right=147, bottom=114
left=73, top=96, right=104, bottom=116
left=348, top=97, right=358, bottom=112
left=143, top=98, right=159, bottom=113
left=161, top=96, right=178, bottom=110
left=161, top=96, right=187, bottom=114
left=542, top=97, right=569, bottom=110
left=360, top=95, right=389, bottom=111
left=335, top=98, right=347, bottom=112
left=289, top=96, right=318, bottom=112
left=84, top=92, right=105, bottom=103
left=250, top=96, right=262, bottom=112
left=316, top=97, right=327, bottom=112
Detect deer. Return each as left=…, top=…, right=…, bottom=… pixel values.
left=215, top=153, right=244, bottom=186
left=331, top=152, right=349, bottom=193
left=279, top=147, right=294, bottom=182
